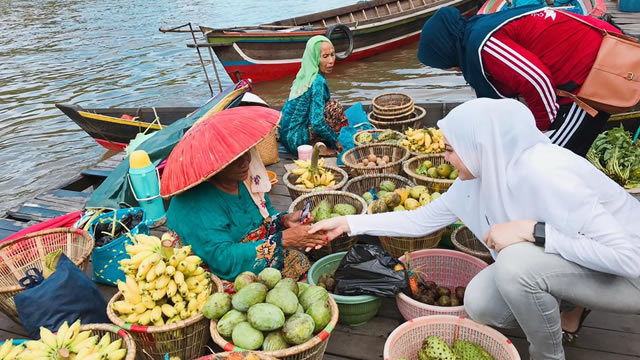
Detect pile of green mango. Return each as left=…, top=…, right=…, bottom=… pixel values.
left=362, top=181, right=441, bottom=214
left=203, top=268, right=333, bottom=351
left=311, top=199, right=357, bottom=221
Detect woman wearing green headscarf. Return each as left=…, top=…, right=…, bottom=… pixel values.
left=279, top=36, right=348, bottom=155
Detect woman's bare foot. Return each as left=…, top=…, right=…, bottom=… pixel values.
left=561, top=306, right=585, bottom=333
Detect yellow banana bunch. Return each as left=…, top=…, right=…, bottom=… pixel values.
left=402, top=127, right=444, bottom=154
left=18, top=321, right=127, bottom=360
left=292, top=156, right=335, bottom=189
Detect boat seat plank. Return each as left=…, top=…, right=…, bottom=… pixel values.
left=7, top=205, right=67, bottom=223
left=0, top=219, right=29, bottom=233
left=41, top=189, right=91, bottom=199
left=81, top=169, right=113, bottom=179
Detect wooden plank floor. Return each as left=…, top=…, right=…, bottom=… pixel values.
left=1, top=148, right=639, bottom=360
left=605, top=0, right=640, bottom=37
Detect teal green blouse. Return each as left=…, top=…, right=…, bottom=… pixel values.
left=166, top=181, right=286, bottom=281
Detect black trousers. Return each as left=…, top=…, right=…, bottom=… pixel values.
left=544, top=103, right=610, bottom=157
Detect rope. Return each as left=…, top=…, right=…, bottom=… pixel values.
left=141, top=107, right=163, bottom=135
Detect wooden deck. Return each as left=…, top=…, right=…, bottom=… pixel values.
left=605, top=0, right=640, bottom=37
left=1, top=141, right=638, bottom=359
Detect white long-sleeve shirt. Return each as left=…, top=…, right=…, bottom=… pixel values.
left=347, top=191, right=640, bottom=278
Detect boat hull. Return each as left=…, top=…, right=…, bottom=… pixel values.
left=204, top=0, right=477, bottom=83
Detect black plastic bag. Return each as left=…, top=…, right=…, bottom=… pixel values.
left=14, top=253, right=109, bottom=339
left=333, top=244, right=409, bottom=297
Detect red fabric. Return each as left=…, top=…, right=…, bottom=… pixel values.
left=1, top=211, right=82, bottom=243
left=481, top=10, right=620, bottom=130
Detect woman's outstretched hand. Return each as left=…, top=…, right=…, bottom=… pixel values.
left=309, top=216, right=350, bottom=241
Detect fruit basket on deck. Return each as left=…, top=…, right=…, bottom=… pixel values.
left=341, top=144, right=410, bottom=177
left=451, top=225, right=494, bottom=264
left=283, top=165, right=348, bottom=200
left=352, top=129, right=406, bottom=146
left=403, top=154, right=456, bottom=194
left=0, top=228, right=94, bottom=324
left=396, top=249, right=488, bottom=320
left=383, top=315, right=521, bottom=360
left=289, top=191, right=367, bottom=260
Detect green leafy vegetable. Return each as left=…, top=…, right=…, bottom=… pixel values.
left=587, top=125, right=640, bottom=188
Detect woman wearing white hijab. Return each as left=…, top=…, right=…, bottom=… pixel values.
left=310, top=98, right=640, bottom=360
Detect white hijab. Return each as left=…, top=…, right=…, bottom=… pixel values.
left=437, top=98, right=599, bottom=256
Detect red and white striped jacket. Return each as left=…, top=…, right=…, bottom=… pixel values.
left=481, top=9, right=620, bottom=130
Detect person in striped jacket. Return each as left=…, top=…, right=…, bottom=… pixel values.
left=417, top=5, right=621, bottom=156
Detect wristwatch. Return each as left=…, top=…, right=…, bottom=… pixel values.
left=533, top=222, right=546, bottom=247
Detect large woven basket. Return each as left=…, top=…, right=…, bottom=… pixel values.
left=282, top=165, right=349, bottom=200
left=342, top=173, right=415, bottom=196
left=368, top=106, right=426, bottom=132
left=210, top=295, right=339, bottom=360
left=352, top=129, right=406, bottom=147
left=196, top=352, right=278, bottom=360
left=80, top=323, right=137, bottom=360
left=395, top=249, right=488, bottom=320
left=107, top=274, right=224, bottom=360
left=372, top=92, right=414, bottom=118
left=256, top=128, right=279, bottom=166
left=383, top=315, right=521, bottom=360
left=451, top=225, right=494, bottom=264
left=0, top=227, right=94, bottom=324
left=403, top=154, right=455, bottom=194
left=289, top=191, right=367, bottom=260
left=341, top=144, right=410, bottom=177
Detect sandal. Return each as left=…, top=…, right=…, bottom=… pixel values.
left=562, top=308, right=592, bottom=344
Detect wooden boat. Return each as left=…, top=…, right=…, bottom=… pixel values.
left=56, top=101, right=640, bottom=152
left=200, top=0, right=478, bottom=84
left=477, top=0, right=606, bottom=16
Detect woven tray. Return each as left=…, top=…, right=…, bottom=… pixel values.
left=342, top=173, right=415, bottom=196
left=289, top=191, right=367, bottom=260
left=352, top=129, right=406, bottom=147
left=80, top=324, right=136, bottom=360
left=372, top=92, right=414, bottom=117
left=451, top=225, right=494, bottom=264
left=403, top=154, right=455, bottom=194
left=383, top=315, right=521, bottom=360
left=341, top=144, right=410, bottom=177
left=210, top=295, right=340, bottom=360
left=107, top=274, right=224, bottom=360
left=0, top=228, right=94, bottom=324
left=368, top=105, right=426, bottom=132
left=283, top=165, right=349, bottom=200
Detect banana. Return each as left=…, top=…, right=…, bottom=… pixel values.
left=154, top=260, right=166, bottom=277
left=3, top=344, right=24, bottom=360
left=155, top=275, right=171, bottom=289
left=171, top=294, right=184, bottom=304
left=150, top=306, right=163, bottom=323
left=108, top=348, right=127, bottom=360
left=179, top=309, right=191, bottom=320
left=191, top=266, right=205, bottom=276
left=144, top=279, right=157, bottom=291
left=129, top=251, right=153, bottom=268
left=174, top=301, right=186, bottom=313
left=151, top=288, right=166, bottom=301
left=69, top=335, right=97, bottom=354
left=55, top=321, right=69, bottom=349
left=0, top=340, right=13, bottom=358
left=141, top=293, right=156, bottom=309
left=136, top=253, right=162, bottom=280
left=179, top=282, right=189, bottom=296
left=185, top=277, right=200, bottom=290
left=126, top=312, right=141, bottom=323
left=184, top=262, right=197, bottom=275
left=112, top=301, right=135, bottom=314
left=138, top=310, right=153, bottom=326
left=176, top=261, right=188, bottom=274
left=303, top=179, right=314, bottom=189
left=174, top=271, right=185, bottom=286
left=166, top=280, right=178, bottom=298
left=39, top=327, right=57, bottom=349
left=153, top=318, right=165, bottom=327
left=165, top=265, right=176, bottom=276
left=294, top=159, right=310, bottom=168
left=291, top=168, right=306, bottom=175
left=100, top=338, right=122, bottom=355
left=96, top=333, right=111, bottom=350
left=124, top=276, right=141, bottom=304
left=145, top=266, right=158, bottom=282
left=161, top=304, right=177, bottom=318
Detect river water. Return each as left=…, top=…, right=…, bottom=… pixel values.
left=0, top=0, right=473, bottom=215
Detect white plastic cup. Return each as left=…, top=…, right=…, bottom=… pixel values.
left=297, top=144, right=313, bottom=161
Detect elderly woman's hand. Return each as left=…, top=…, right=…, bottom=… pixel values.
left=282, top=225, right=327, bottom=249
left=483, top=220, right=536, bottom=252
left=308, top=216, right=350, bottom=241
left=283, top=210, right=304, bottom=228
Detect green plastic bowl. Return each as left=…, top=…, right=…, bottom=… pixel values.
left=308, top=252, right=382, bottom=326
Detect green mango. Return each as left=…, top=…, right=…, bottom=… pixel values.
left=248, top=303, right=285, bottom=331
left=232, top=322, right=264, bottom=350
left=232, top=282, right=268, bottom=312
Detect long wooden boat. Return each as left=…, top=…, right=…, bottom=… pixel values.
left=57, top=101, right=640, bottom=152
left=200, top=0, right=477, bottom=84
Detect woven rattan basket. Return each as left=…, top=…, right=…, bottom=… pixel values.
left=383, top=315, right=521, bottom=360
left=0, top=227, right=94, bottom=324
left=368, top=106, right=426, bottom=132
left=395, top=249, right=488, bottom=320
left=283, top=165, right=348, bottom=200
left=403, top=154, right=455, bottom=194
left=342, top=173, right=415, bottom=196
left=256, top=128, right=280, bottom=166
left=210, top=295, right=339, bottom=360
left=451, top=225, right=494, bottom=264
left=107, top=274, right=224, bottom=360
left=352, top=129, right=406, bottom=147
left=196, top=352, right=278, bottom=360
left=289, top=191, right=367, bottom=260
left=80, top=324, right=136, bottom=360
left=372, top=93, right=414, bottom=118
left=341, top=144, right=410, bottom=177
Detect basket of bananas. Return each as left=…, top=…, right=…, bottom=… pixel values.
left=107, top=233, right=224, bottom=360
left=352, top=129, right=406, bottom=146
left=399, top=127, right=446, bottom=156
left=283, top=142, right=348, bottom=200
left=5, top=320, right=136, bottom=360
left=0, top=228, right=94, bottom=325
left=403, top=155, right=458, bottom=194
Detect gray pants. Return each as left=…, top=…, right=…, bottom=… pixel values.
left=464, top=242, right=640, bottom=360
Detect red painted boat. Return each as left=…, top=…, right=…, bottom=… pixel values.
left=201, top=0, right=478, bottom=84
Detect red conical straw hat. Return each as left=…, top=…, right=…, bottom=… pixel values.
left=160, top=106, right=281, bottom=198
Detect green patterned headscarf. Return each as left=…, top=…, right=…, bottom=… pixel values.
left=288, top=35, right=332, bottom=100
